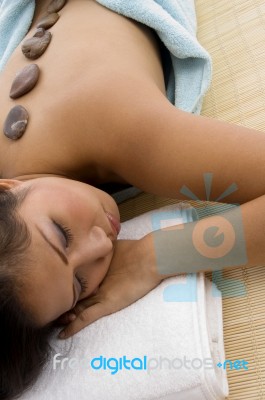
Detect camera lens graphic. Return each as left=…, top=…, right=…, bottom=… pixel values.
left=192, top=216, right=236, bottom=259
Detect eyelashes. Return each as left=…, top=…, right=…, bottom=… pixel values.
left=54, top=221, right=88, bottom=295
left=60, top=224, right=74, bottom=248
left=54, top=221, right=74, bottom=248
left=76, top=275, right=88, bottom=294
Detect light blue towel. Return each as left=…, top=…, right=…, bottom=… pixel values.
left=95, top=0, right=212, bottom=114
left=0, top=0, right=35, bottom=72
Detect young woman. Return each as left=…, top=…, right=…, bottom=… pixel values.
left=1, top=0, right=265, bottom=399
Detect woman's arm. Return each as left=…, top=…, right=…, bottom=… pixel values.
left=58, top=194, right=265, bottom=339
left=105, top=85, right=265, bottom=205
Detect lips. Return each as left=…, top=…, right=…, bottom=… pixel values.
left=106, top=212, right=121, bottom=236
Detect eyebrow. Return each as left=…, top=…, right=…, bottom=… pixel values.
left=36, top=226, right=69, bottom=265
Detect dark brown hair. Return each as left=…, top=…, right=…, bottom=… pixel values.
left=0, top=187, right=56, bottom=400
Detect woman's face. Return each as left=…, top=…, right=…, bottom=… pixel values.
left=10, top=176, right=120, bottom=326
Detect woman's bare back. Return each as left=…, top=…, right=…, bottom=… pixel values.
left=0, top=0, right=166, bottom=184
left=2, top=0, right=265, bottom=206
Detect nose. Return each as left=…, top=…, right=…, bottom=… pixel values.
left=80, top=225, right=113, bottom=261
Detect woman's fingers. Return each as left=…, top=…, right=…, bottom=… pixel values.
left=54, top=294, right=100, bottom=327
left=54, top=312, right=75, bottom=326
left=58, top=302, right=109, bottom=339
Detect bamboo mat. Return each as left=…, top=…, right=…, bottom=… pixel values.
left=196, top=1, right=265, bottom=398
left=118, top=1, right=265, bottom=398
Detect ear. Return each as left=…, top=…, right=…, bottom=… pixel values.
left=0, top=179, right=23, bottom=191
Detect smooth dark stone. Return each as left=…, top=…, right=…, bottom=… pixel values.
left=22, top=30, right=52, bottom=60
left=47, top=0, right=67, bottom=14
left=33, top=28, right=45, bottom=38
left=10, top=64, right=40, bottom=99
left=36, top=12, right=59, bottom=29
left=3, top=106, right=29, bottom=140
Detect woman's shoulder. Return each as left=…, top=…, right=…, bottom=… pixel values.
left=0, top=0, right=166, bottom=181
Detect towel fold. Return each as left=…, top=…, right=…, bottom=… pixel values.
left=20, top=203, right=229, bottom=400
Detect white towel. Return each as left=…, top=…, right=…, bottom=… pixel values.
left=20, top=203, right=229, bottom=400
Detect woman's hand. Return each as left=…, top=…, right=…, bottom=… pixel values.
left=56, top=237, right=162, bottom=339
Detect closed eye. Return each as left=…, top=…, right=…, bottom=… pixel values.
left=53, top=221, right=73, bottom=248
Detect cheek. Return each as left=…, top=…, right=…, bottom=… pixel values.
left=48, top=271, right=74, bottom=316
left=64, top=194, right=98, bottom=222
left=29, top=272, right=74, bottom=325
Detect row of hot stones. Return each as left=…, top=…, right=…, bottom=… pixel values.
left=3, top=0, right=67, bottom=140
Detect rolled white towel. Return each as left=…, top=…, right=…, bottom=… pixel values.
left=20, top=203, right=229, bottom=400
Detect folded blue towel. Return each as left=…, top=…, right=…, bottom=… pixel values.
left=96, top=0, right=212, bottom=114
left=0, top=0, right=35, bottom=72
